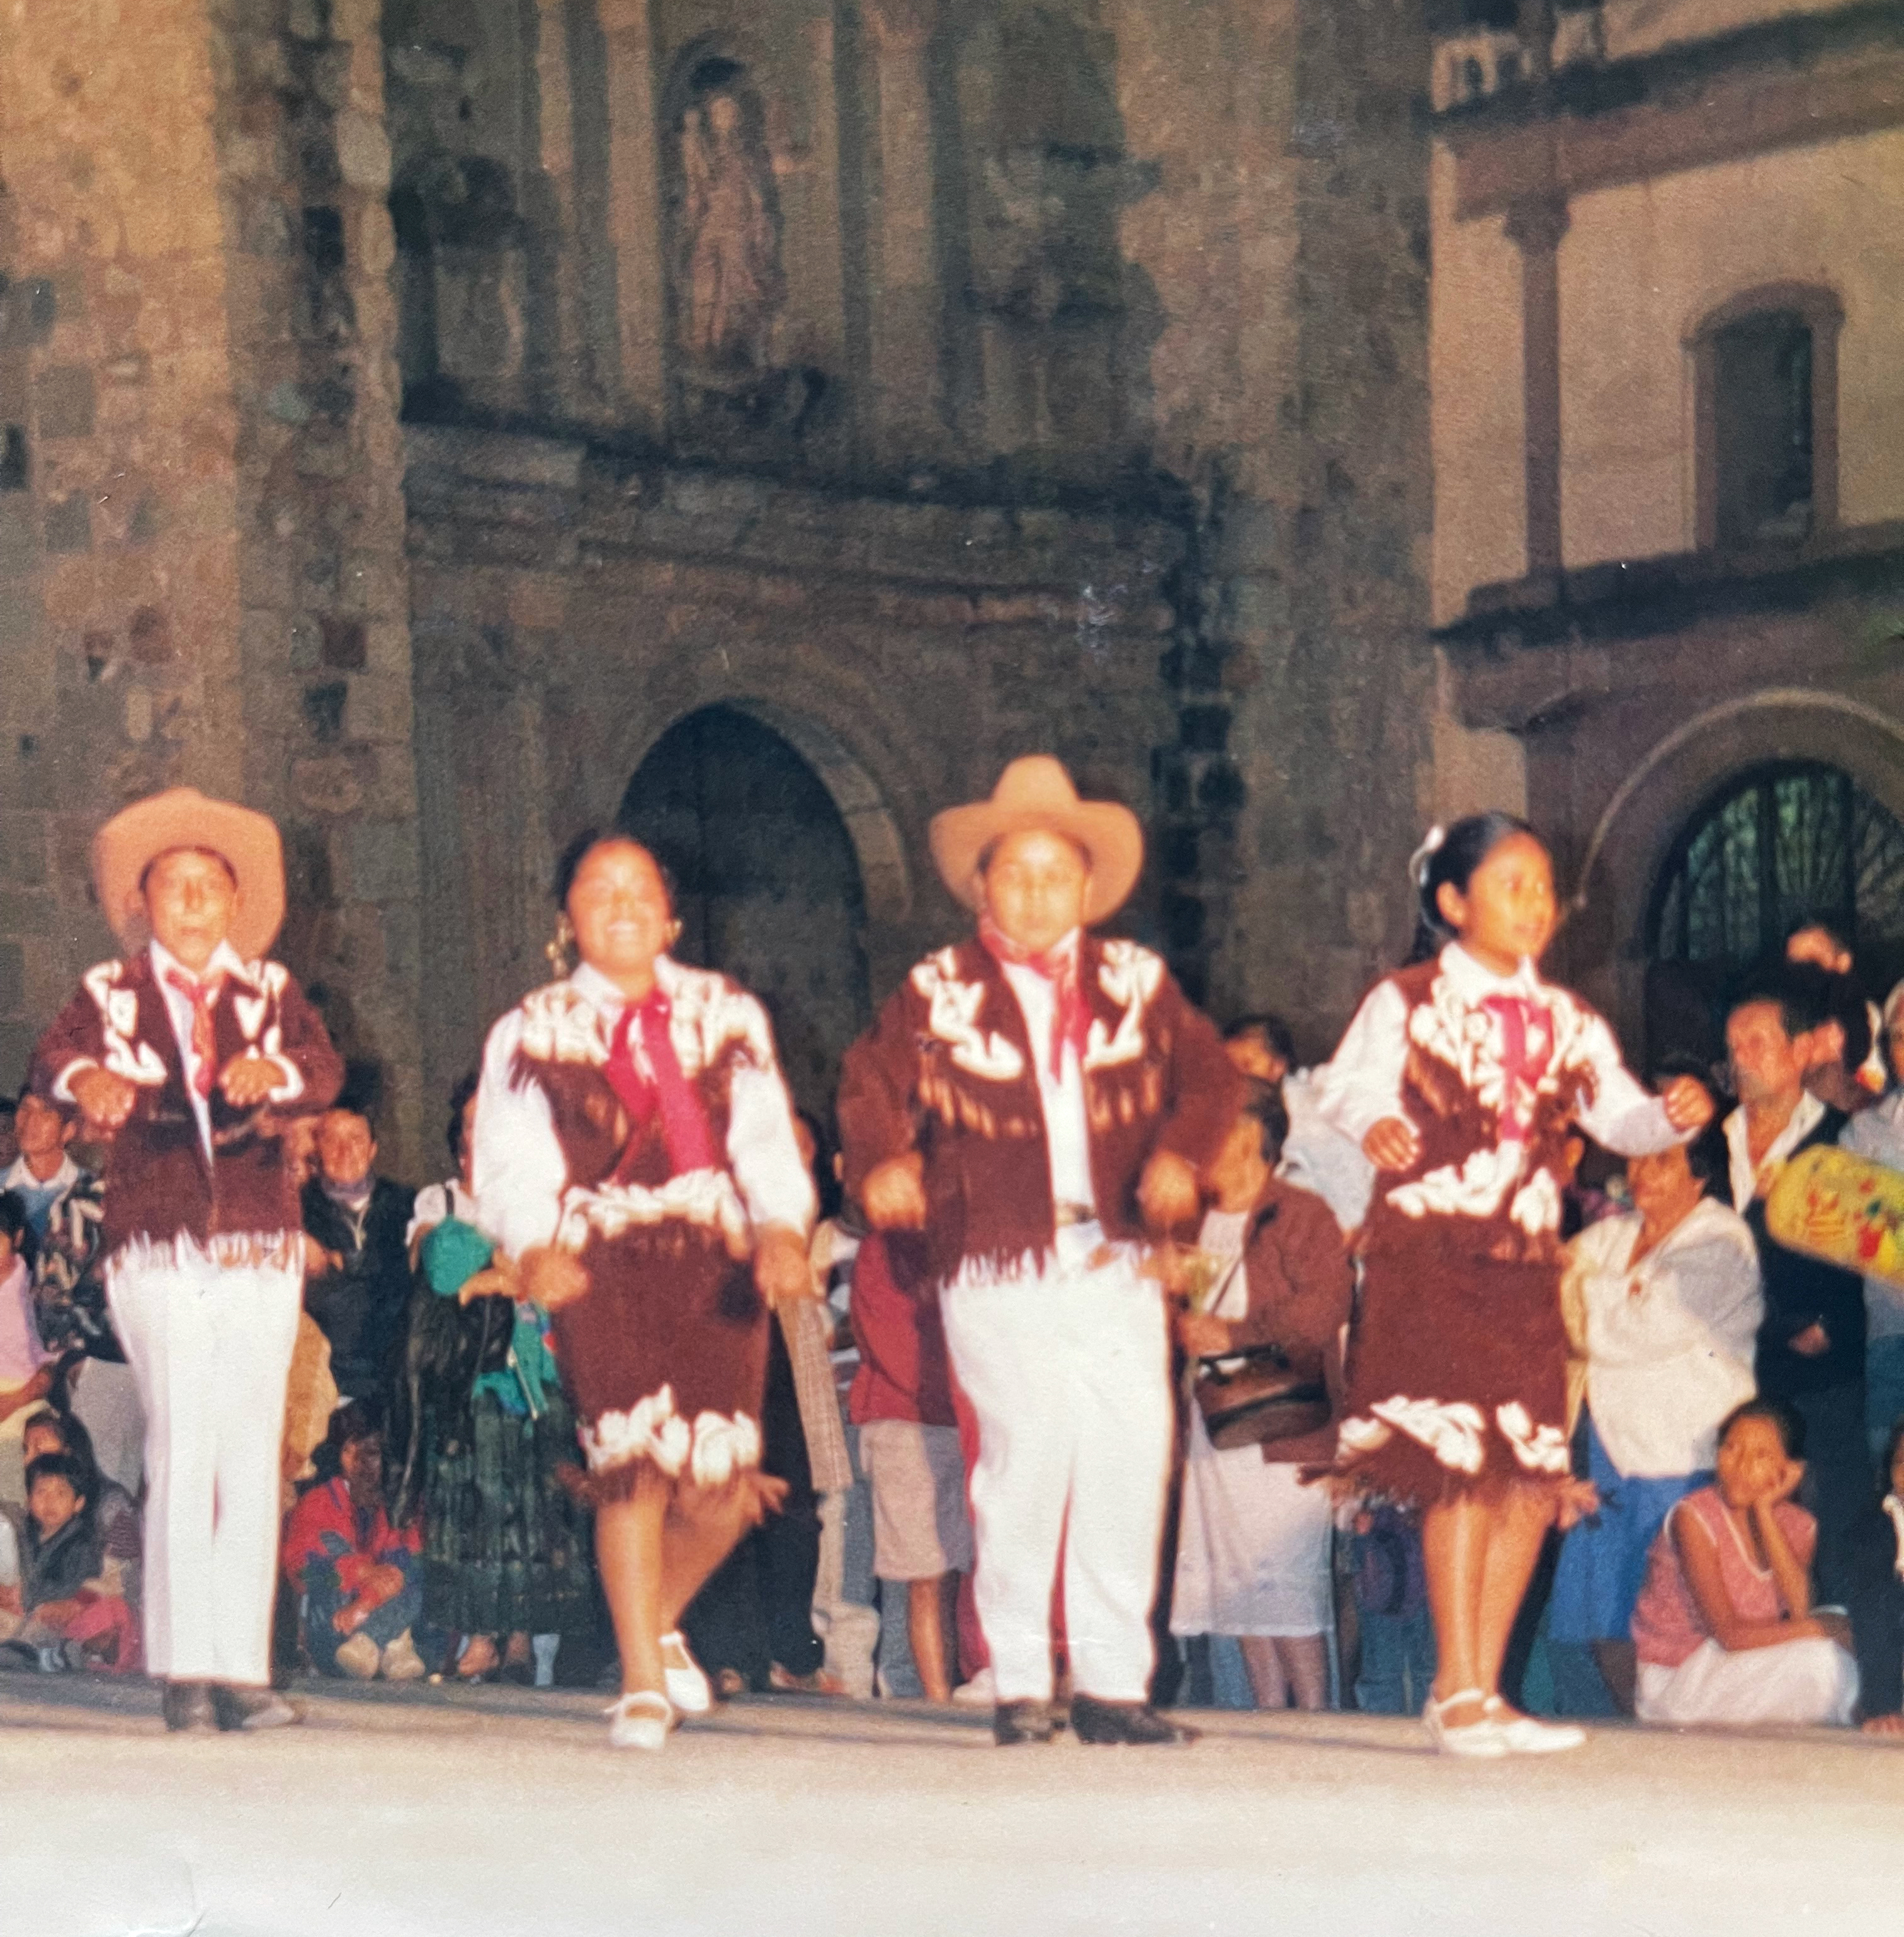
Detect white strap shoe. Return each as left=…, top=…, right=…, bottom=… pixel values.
left=1483, top=1697, right=1586, bottom=1754
left=606, top=1690, right=674, bottom=1751
left=1424, top=1687, right=1509, bottom=1758
left=660, top=1631, right=713, bottom=1716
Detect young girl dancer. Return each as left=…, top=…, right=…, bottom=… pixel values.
left=1315, top=813, right=1712, bottom=1755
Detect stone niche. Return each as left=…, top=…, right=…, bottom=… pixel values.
left=385, top=0, right=538, bottom=422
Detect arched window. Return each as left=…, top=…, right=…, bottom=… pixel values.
left=1646, top=761, right=1904, bottom=1070
left=1690, top=285, right=1842, bottom=553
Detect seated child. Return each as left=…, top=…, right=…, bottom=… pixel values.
left=0, top=1450, right=140, bottom=1673
left=849, top=1232, right=973, bottom=1703
left=1631, top=1398, right=1858, bottom=1727
left=283, top=1404, right=446, bottom=1681
left=21, top=1410, right=140, bottom=1620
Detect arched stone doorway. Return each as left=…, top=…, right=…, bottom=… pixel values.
left=618, top=704, right=871, bottom=1117
left=1644, top=759, right=1904, bottom=1073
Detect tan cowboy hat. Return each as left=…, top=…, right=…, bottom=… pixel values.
left=91, top=787, right=286, bottom=960
left=929, top=756, right=1143, bottom=926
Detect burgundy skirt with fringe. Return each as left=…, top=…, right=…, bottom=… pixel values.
left=552, top=1219, right=769, bottom=1505
left=1330, top=1236, right=1572, bottom=1508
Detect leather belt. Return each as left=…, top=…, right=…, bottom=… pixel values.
left=1053, top=1202, right=1097, bottom=1228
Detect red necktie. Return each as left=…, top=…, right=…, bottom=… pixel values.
left=980, top=915, right=1091, bottom=1080
left=164, top=967, right=225, bottom=1098
left=601, top=991, right=719, bottom=1178
left=1482, top=993, right=1554, bottom=1141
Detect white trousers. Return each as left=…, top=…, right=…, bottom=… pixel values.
left=941, top=1236, right=1173, bottom=1704
left=106, top=1247, right=303, bottom=1686
left=1636, top=1635, right=1859, bottom=1729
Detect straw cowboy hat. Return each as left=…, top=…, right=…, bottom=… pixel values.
left=929, top=756, right=1143, bottom=927
left=92, top=788, right=287, bottom=961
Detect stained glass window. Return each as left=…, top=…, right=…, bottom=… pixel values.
left=1654, top=764, right=1904, bottom=968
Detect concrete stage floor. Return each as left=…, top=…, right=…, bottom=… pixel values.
left=3, top=1674, right=1900, bottom=1936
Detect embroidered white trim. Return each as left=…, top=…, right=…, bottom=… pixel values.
left=1368, top=1394, right=1488, bottom=1475
left=517, top=965, right=776, bottom=1080
left=556, top=1172, right=751, bottom=1256
left=519, top=982, right=611, bottom=1065
left=1084, top=940, right=1164, bottom=1072
left=1386, top=1143, right=1527, bottom=1223
left=234, top=993, right=267, bottom=1042
left=1406, top=967, right=1597, bottom=1130
left=1496, top=1401, right=1570, bottom=1475
left=912, top=948, right=1024, bottom=1082
left=657, top=961, right=776, bottom=1083
left=1508, top=1167, right=1562, bottom=1238
left=582, top=1383, right=762, bottom=1482
left=83, top=962, right=167, bottom=1088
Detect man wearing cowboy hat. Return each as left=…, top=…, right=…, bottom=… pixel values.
left=30, top=789, right=343, bottom=1731
left=838, top=756, right=1240, bottom=1744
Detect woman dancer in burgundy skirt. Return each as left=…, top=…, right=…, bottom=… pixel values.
left=472, top=833, right=815, bottom=1749
left=1313, top=814, right=1711, bottom=1756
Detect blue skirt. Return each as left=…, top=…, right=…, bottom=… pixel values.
left=1550, top=1416, right=1705, bottom=1646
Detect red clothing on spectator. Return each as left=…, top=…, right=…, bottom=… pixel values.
left=848, top=1234, right=956, bottom=1428
left=282, top=1476, right=421, bottom=1601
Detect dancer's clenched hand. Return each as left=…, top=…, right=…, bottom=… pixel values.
left=861, top=1153, right=927, bottom=1230
left=218, top=1053, right=284, bottom=1107
left=754, top=1224, right=813, bottom=1309
left=518, top=1245, right=589, bottom=1311
left=1363, top=1116, right=1420, bottom=1172
left=69, top=1067, right=137, bottom=1134
left=1660, top=1075, right=1714, bottom=1132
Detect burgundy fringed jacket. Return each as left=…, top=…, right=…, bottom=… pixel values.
left=837, top=935, right=1240, bottom=1287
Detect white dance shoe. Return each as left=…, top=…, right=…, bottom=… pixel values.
left=1423, top=1688, right=1509, bottom=1758
left=659, top=1630, right=713, bottom=1715
left=606, top=1690, right=674, bottom=1751
left=1483, top=1697, right=1585, bottom=1754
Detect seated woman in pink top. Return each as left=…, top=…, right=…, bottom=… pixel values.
left=1631, top=1398, right=1858, bottom=1727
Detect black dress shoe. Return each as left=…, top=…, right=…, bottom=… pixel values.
left=1070, top=1694, right=1198, bottom=1746
left=161, top=1681, right=218, bottom=1734
left=992, top=1699, right=1058, bottom=1746
left=212, top=1683, right=302, bottom=1732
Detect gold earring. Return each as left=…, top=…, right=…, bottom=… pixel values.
left=545, top=912, right=575, bottom=972
left=667, top=920, right=683, bottom=946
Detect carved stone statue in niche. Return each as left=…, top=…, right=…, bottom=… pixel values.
left=678, top=92, right=786, bottom=373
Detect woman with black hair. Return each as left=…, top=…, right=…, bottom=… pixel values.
left=1549, top=1122, right=1762, bottom=1712
left=389, top=1072, right=594, bottom=1684
left=1170, top=1080, right=1353, bottom=1710
left=1312, top=813, right=1713, bottom=1754
left=471, top=832, right=815, bottom=1748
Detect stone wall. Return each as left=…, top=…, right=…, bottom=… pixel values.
left=207, top=0, right=427, bottom=1172
left=403, top=425, right=1187, bottom=1120
left=0, top=0, right=428, bottom=1178
left=0, top=0, right=249, bottom=1086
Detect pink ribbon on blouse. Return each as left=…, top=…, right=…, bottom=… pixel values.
left=1482, top=993, right=1555, bottom=1142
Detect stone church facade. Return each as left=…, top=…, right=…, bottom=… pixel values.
left=1, top=0, right=1898, bottom=1172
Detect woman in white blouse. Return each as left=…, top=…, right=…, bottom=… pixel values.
left=1550, top=1125, right=1762, bottom=1710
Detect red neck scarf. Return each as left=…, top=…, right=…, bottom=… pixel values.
left=1481, top=993, right=1555, bottom=1141
left=163, top=966, right=226, bottom=1098
left=601, top=986, right=719, bottom=1178
left=980, top=916, right=1091, bottom=1080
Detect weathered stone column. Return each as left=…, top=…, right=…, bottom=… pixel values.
left=865, top=0, right=944, bottom=466
left=1504, top=191, right=1570, bottom=584
left=533, top=0, right=596, bottom=421
left=599, top=0, right=668, bottom=432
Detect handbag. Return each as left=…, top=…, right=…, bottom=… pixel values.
left=1186, top=1221, right=1334, bottom=1451
left=1192, top=1343, right=1332, bottom=1450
